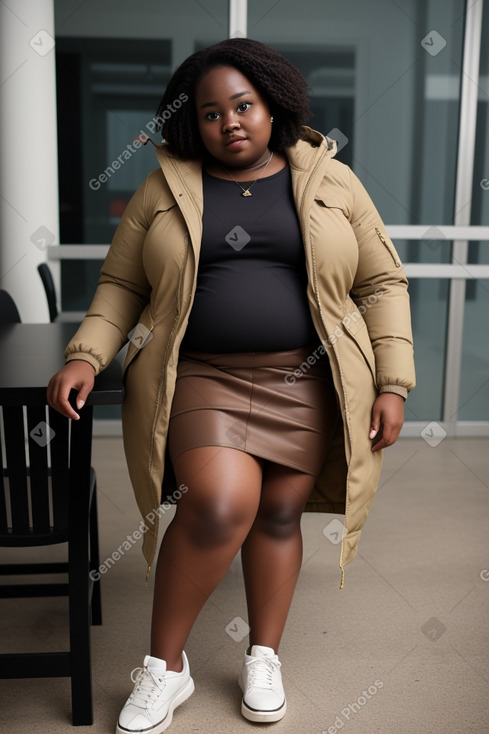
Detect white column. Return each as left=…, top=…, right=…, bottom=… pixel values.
left=229, top=0, right=247, bottom=38
left=0, top=0, right=59, bottom=322
left=442, top=0, right=484, bottom=434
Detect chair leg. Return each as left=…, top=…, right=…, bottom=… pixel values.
left=69, top=505, right=93, bottom=725
left=69, top=417, right=94, bottom=726
left=89, top=478, right=102, bottom=626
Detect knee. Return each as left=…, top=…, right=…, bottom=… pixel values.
left=179, top=500, right=253, bottom=549
left=254, top=502, right=303, bottom=540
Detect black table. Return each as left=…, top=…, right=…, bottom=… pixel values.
left=0, top=322, right=123, bottom=724
left=0, top=322, right=123, bottom=405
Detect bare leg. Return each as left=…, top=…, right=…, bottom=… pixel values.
left=150, top=447, right=263, bottom=671
left=240, top=462, right=317, bottom=653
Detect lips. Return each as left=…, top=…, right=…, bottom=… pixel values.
left=226, top=136, right=247, bottom=147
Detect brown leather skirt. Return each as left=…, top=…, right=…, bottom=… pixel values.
left=167, top=347, right=340, bottom=476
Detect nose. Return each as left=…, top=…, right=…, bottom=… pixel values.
left=222, top=116, right=240, bottom=132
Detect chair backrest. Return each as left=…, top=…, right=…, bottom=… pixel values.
left=37, top=263, right=58, bottom=322
left=0, top=290, right=21, bottom=324
left=0, top=403, right=70, bottom=545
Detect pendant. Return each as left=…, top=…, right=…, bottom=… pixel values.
left=241, top=189, right=252, bottom=197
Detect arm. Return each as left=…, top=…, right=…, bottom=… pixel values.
left=348, top=168, right=415, bottom=450
left=64, top=173, right=154, bottom=374
left=48, top=173, right=156, bottom=418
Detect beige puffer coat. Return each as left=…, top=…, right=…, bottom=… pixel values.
left=65, top=126, right=415, bottom=587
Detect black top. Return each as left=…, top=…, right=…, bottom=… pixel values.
left=181, top=164, right=318, bottom=352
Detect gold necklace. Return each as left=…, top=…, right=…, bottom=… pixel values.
left=221, top=151, right=274, bottom=197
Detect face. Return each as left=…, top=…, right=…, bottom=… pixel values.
left=194, top=65, right=273, bottom=168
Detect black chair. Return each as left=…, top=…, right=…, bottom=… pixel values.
left=38, top=263, right=59, bottom=322
left=0, top=290, right=21, bottom=323
left=0, top=394, right=102, bottom=725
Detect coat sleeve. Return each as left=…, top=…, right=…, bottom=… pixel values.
left=64, top=173, right=154, bottom=375
left=348, top=168, right=415, bottom=398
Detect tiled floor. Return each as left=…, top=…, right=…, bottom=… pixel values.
left=1, top=436, right=488, bottom=733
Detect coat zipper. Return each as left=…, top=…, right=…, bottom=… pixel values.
left=375, top=227, right=401, bottom=267
left=145, top=235, right=190, bottom=585
left=299, top=151, right=350, bottom=590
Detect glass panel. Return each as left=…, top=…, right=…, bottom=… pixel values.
left=459, top=284, right=489, bottom=421
left=54, top=0, right=229, bottom=311
left=404, top=278, right=449, bottom=421
left=459, top=2, right=489, bottom=421
left=248, top=0, right=465, bottom=420
left=248, top=0, right=465, bottom=256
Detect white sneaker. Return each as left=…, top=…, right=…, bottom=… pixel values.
left=238, top=644, right=286, bottom=722
left=116, top=652, right=194, bottom=733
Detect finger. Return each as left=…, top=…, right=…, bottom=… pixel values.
left=76, top=379, right=94, bottom=410
left=369, top=406, right=382, bottom=439
left=384, top=424, right=402, bottom=446
left=56, top=383, right=81, bottom=420
left=371, top=423, right=401, bottom=452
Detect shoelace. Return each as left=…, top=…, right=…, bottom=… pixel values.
left=128, top=665, right=166, bottom=709
left=246, top=656, right=281, bottom=688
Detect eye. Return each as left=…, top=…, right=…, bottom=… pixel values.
left=205, top=111, right=220, bottom=121
left=237, top=102, right=251, bottom=112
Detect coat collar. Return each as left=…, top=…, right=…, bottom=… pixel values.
left=286, top=125, right=337, bottom=171
left=152, top=127, right=338, bottom=257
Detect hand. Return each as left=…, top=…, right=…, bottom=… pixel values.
left=369, top=393, right=404, bottom=452
left=47, top=360, right=96, bottom=420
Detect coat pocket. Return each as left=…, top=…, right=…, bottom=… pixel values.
left=375, top=227, right=401, bottom=268
left=341, top=313, right=377, bottom=384
left=314, top=195, right=349, bottom=217
left=122, top=311, right=155, bottom=382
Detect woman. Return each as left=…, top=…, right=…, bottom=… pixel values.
left=47, top=38, right=415, bottom=734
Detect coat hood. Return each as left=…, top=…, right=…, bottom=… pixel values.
left=291, top=125, right=338, bottom=166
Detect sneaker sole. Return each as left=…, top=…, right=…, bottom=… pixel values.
left=116, top=677, right=195, bottom=734
left=240, top=698, right=287, bottom=723
left=238, top=672, right=286, bottom=723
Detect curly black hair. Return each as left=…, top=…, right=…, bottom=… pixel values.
left=155, top=38, right=312, bottom=159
